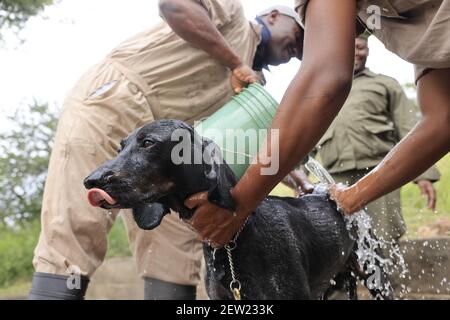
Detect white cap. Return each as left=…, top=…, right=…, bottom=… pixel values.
left=257, top=5, right=303, bottom=29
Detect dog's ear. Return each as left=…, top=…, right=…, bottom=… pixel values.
left=171, top=123, right=237, bottom=212
left=199, top=136, right=237, bottom=212
left=132, top=203, right=170, bottom=230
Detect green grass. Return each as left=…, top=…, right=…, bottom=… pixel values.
left=401, top=154, right=450, bottom=238
left=0, top=221, right=40, bottom=288
left=0, top=214, right=131, bottom=298
left=106, top=215, right=132, bottom=259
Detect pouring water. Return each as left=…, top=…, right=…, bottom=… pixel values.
left=303, top=156, right=409, bottom=299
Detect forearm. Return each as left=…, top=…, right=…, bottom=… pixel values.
left=351, top=68, right=450, bottom=210
left=231, top=0, right=356, bottom=214
left=233, top=69, right=352, bottom=213
left=159, top=0, right=241, bottom=70
left=351, top=116, right=448, bottom=209
left=391, top=89, right=442, bottom=184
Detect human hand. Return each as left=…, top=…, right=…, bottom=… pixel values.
left=295, top=182, right=315, bottom=197
left=329, top=183, right=362, bottom=215
left=296, top=173, right=315, bottom=197
left=417, top=180, right=437, bottom=211
left=230, top=63, right=257, bottom=94
left=184, top=192, right=249, bottom=248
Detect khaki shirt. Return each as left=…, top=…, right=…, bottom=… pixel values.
left=107, top=0, right=262, bottom=124
left=294, top=0, right=450, bottom=80
left=315, top=68, right=440, bottom=181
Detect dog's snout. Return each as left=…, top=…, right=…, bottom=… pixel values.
left=84, top=171, right=102, bottom=189
left=103, top=171, right=120, bottom=184
left=84, top=170, right=118, bottom=189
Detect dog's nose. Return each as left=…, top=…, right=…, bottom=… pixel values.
left=84, top=171, right=117, bottom=189
left=84, top=172, right=102, bottom=189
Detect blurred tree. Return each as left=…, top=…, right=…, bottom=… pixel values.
left=0, top=0, right=53, bottom=41
left=0, top=101, right=57, bottom=226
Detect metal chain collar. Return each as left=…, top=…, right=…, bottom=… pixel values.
left=224, top=216, right=249, bottom=300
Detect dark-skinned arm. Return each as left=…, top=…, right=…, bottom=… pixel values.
left=232, top=0, right=356, bottom=211
left=185, top=0, right=357, bottom=247
left=159, top=0, right=256, bottom=93
left=332, top=68, right=450, bottom=213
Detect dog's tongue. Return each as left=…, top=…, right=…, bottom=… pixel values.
left=87, top=188, right=117, bottom=207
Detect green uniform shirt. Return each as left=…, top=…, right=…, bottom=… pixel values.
left=315, top=68, right=440, bottom=182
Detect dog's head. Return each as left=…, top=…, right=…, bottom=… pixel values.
left=84, top=120, right=237, bottom=230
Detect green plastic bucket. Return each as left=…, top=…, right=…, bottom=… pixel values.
left=194, top=83, right=279, bottom=178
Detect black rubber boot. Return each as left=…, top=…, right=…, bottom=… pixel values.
left=28, top=272, right=89, bottom=300
left=144, top=277, right=196, bottom=300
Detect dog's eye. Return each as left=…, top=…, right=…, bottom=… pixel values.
left=142, top=140, right=154, bottom=148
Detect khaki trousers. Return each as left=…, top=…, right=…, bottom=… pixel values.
left=33, top=61, right=203, bottom=285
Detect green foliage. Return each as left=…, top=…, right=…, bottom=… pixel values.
left=0, top=100, right=131, bottom=290
left=106, top=215, right=132, bottom=259
left=401, top=154, right=450, bottom=238
left=0, top=101, right=58, bottom=226
left=0, top=215, right=131, bottom=290
left=0, top=220, right=40, bottom=287
left=0, top=0, right=53, bottom=41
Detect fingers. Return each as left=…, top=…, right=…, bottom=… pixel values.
left=231, top=63, right=257, bottom=94
left=185, top=186, right=249, bottom=247
left=300, top=183, right=315, bottom=195
left=328, top=183, right=359, bottom=216
left=236, top=72, right=256, bottom=83
left=419, top=183, right=427, bottom=197
left=208, top=220, right=238, bottom=247
left=231, top=76, right=249, bottom=93
left=426, top=184, right=437, bottom=211
left=190, top=206, right=240, bottom=247
left=184, top=191, right=208, bottom=209
left=246, top=75, right=257, bottom=83
left=234, top=86, right=243, bottom=94
left=421, top=188, right=433, bottom=209
left=418, top=181, right=437, bottom=211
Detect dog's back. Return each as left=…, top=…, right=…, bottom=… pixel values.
left=204, top=193, right=354, bottom=300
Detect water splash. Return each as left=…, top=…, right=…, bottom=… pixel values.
left=345, top=210, right=409, bottom=298
left=304, top=156, right=409, bottom=299
left=304, top=156, right=335, bottom=185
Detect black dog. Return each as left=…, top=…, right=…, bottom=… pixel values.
left=84, top=120, right=385, bottom=299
